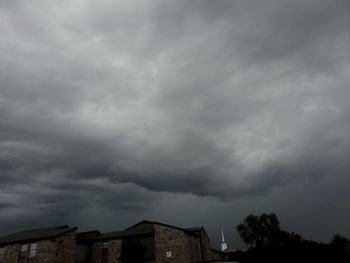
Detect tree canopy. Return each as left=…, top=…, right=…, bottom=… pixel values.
left=235, top=213, right=350, bottom=263
left=236, top=213, right=281, bottom=248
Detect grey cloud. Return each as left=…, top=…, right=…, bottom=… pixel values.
left=0, top=0, right=349, bottom=244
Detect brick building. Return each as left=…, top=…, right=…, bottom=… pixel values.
left=0, top=225, right=77, bottom=263
left=0, top=221, right=227, bottom=263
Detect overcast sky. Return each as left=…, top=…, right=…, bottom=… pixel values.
left=0, top=0, right=349, bottom=248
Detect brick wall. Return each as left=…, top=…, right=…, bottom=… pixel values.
left=90, top=239, right=122, bottom=263
left=36, top=238, right=57, bottom=263
left=154, top=224, right=189, bottom=263
left=55, top=230, right=77, bottom=263
left=2, top=240, right=57, bottom=263
left=1, top=230, right=76, bottom=263
left=3, top=244, right=20, bottom=263
left=107, top=240, right=122, bottom=263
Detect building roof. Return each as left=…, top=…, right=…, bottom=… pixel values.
left=77, top=230, right=101, bottom=236
left=77, top=230, right=101, bottom=241
left=95, top=222, right=155, bottom=240
left=130, top=220, right=205, bottom=235
left=94, top=220, right=208, bottom=241
left=0, top=225, right=77, bottom=246
left=0, top=220, right=210, bottom=244
left=133, top=221, right=210, bottom=240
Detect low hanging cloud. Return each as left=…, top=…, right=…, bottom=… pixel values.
left=0, top=0, right=349, bottom=240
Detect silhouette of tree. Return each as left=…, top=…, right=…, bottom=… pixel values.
left=236, top=213, right=281, bottom=248
left=331, top=234, right=348, bottom=247
left=236, top=213, right=350, bottom=263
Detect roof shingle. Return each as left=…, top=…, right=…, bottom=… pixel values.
left=0, top=225, right=76, bottom=245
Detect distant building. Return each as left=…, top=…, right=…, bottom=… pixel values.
left=0, top=221, right=228, bottom=263
left=220, top=230, right=228, bottom=252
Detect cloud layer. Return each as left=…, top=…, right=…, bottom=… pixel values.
left=0, top=0, right=349, bottom=245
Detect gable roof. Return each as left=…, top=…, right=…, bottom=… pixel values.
left=77, top=230, right=101, bottom=241
left=128, top=220, right=199, bottom=233
left=95, top=222, right=155, bottom=241
left=94, top=220, right=208, bottom=241
left=0, top=225, right=77, bottom=246
left=128, top=220, right=210, bottom=240
left=128, top=220, right=209, bottom=237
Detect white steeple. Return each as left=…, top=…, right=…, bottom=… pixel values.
left=221, top=229, right=228, bottom=251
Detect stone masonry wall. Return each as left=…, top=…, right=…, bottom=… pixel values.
left=55, top=230, right=77, bottom=263
left=1, top=230, right=76, bottom=263
left=2, top=240, right=57, bottom=263
left=154, top=224, right=189, bottom=263
left=107, top=239, right=122, bottom=263
left=90, top=239, right=122, bottom=263
left=36, top=238, right=57, bottom=263
left=3, top=244, right=20, bottom=263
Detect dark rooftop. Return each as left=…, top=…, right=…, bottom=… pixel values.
left=95, top=221, right=208, bottom=241
left=0, top=225, right=77, bottom=245
left=95, top=221, right=155, bottom=240
left=0, top=221, right=208, bottom=244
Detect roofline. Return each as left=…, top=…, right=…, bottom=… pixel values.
left=125, top=220, right=153, bottom=230
left=127, top=220, right=190, bottom=233
left=94, top=231, right=154, bottom=241
left=0, top=227, right=78, bottom=246
left=77, top=230, right=101, bottom=235
left=198, top=227, right=210, bottom=243
left=127, top=220, right=209, bottom=239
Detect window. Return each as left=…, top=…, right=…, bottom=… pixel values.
left=102, top=242, right=109, bottom=249
left=166, top=251, right=172, bottom=258
left=18, top=243, right=37, bottom=263
left=29, top=243, right=37, bottom=258
left=0, top=247, right=5, bottom=263
left=101, top=242, right=108, bottom=263
left=19, top=244, right=28, bottom=258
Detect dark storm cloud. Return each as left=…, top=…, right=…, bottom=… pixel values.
left=0, top=0, right=349, bottom=243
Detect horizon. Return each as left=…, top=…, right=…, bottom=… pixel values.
left=0, top=212, right=348, bottom=250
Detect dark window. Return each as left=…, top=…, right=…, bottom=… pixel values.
left=19, top=244, right=28, bottom=259
left=29, top=243, right=37, bottom=258
left=27, top=243, right=37, bottom=263
left=101, top=242, right=108, bottom=263
left=18, top=243, right=37, bottom=263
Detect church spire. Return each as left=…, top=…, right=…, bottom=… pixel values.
left=221, top=229, right=228, bottom=251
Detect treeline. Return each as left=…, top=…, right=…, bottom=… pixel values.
left=231, top=213, right=349, bottom=263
